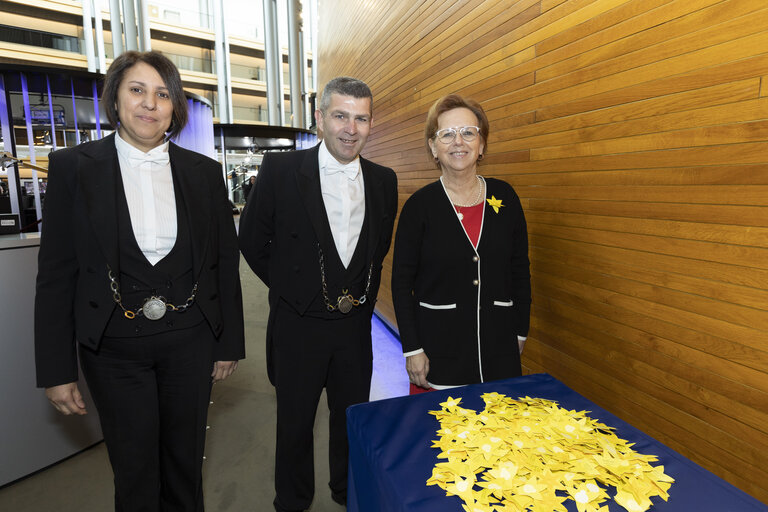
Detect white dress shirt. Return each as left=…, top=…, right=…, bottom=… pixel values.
left=318, top=141, right=366, bottom=268
left=115, top=132, right=177, bottom=266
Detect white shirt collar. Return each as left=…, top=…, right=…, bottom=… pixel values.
left=318, top=140, right=360, bottom=179
left=115, top=131, right=170, bottom=167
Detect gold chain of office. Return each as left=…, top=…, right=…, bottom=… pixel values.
left=318, top=244, right=373, bottom=314
left=108, top=267, right=198, bottom=321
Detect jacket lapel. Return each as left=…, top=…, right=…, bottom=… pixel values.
left=169, top=143, right=210, bottom=278
left=296, top=144, right=336, bottom=253
left=362, top=157, right=385, bottom=261
left=78, top=134, right=120, bottom=272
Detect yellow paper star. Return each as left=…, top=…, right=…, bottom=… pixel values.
left=427, top=393, right=674, bottom=512
left=440, top=396, right=463, bottom=408
left=461, top=498, right=497, bottom=512
left=445, top=474, right=478, bottom=503
left=614, top=489, right=653, bottom=512
left=515, top=476, right=547, bottom=501
left=486, top=195, right=504, bottom=213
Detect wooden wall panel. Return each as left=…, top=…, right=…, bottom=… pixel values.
left=318, top=0, right=768, bottom=503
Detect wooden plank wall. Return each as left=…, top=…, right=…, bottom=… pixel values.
left=317, top=0, right=768, bottom=503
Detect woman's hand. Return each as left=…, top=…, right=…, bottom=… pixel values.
left=406, top=352, right=430, bottom=389
left=212, top=360, right=239, bottom=383
left=45, top=382, right=88, bottom=415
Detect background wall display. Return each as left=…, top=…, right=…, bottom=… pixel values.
left=318, top=0, right=768, bottom=504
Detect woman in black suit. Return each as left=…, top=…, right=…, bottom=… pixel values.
left=34, top=51, right=244, bottom=511
left=391, top=94, right=531, bottom=393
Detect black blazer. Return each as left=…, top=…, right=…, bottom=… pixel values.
left=238, top=144, right=398, bottom=382
left=34, top=134, right=245, bottom=388
left=391, top=177, right=531, bottom=385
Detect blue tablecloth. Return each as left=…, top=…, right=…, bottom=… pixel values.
left=347, top=373, right=767, bottom=512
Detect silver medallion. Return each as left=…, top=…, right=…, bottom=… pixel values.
left=142, top=297, right=167, bottom=320
left=337, top=295, right=353, bottom=314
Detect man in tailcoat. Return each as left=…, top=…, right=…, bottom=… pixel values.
left=239, top=77, right=397, bottom=512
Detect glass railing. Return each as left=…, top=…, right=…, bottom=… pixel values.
left=162, top=52, right=214, bottom=74
left=230, top=107, right=299, bottom=126
left=147, top=1, right=214, bottom=30
left=230, top=63, right=265, bottom=81
left=0, top=25, right=80, bottom=54
left=225, top=18, right=263, bottom=42
left=232, top=106, right=268, bottom=123
left=97, top=44, right=212, bottom=75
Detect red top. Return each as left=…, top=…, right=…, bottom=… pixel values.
left=455, top=201, right=484, bottom=248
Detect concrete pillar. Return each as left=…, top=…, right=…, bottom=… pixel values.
left=109, top=0, right=124, bottom=57
left=137, top=0, right=151, bottom=51
left=93, top=0, right=107, bottom=72
left=287, top=0, right=305, bottom=128
left=262, top=0, right=282, bottom=126
left=81, top=0, right=96, bottom=72
left=213, top=0, right=230, bottom=123
left=122, top=0, right=138, bottom=51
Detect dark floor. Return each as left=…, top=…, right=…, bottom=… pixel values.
left=0, top=256, right=408, bottom=511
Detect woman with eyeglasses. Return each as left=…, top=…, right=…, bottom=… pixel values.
left=391, top=94, right=531, bottom=393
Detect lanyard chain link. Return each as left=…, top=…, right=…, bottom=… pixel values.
left=318, top=244, right=373, bottom=313
left=108, top=267, right=198, bottom=320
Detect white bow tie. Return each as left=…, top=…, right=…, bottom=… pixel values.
left=128, top=151, right=170, bottom=168
left=325, top=160, right=359, bottom=180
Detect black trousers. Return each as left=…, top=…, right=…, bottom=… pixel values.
left=79, top=322, right=215, bottom=512
left=272, top=303, right=374, bottom=512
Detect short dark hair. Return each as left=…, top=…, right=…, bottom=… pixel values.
left=318, top=77, right=373, bottom=114
left=102, top=51, right=188, bottom=140
left=425, top=94, right=489, bottom=168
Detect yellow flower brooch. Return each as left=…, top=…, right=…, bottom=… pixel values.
left=487, top=196, right=504, bottom=213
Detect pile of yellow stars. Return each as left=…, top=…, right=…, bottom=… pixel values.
left=427, top=393, right=674, bottom=512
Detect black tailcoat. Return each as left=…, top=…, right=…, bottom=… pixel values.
left=238, top=143, right=397, bottom=509
left=238, top=143, right=398, bottom=384
left=34, top=133, right=245, bottom=388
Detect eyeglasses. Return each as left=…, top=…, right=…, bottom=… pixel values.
left=434, top=126, right=480, bottom=144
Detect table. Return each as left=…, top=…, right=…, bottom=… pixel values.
left=0, top=233, right=102, bottom=486
left=347, top=373, right=767, bottom=512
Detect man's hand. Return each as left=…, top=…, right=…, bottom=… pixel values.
left=45, top=382, right=87, bottom=416
left=212, top=360, right=238, bottom=383
left=406, top=352, right=430, bottom=389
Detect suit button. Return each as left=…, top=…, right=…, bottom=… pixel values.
left=166, top=320, right=174, bottom=327
left=472, top=279, right=479, bottom=286
left=132, top=284, right=139, bottom=291
left=472, top=256, right=479, bottom=262
left=210, top=263, right=218, bottom=270
left=89, top=301, right=99, bottom=308
left=135, top=325, right=142, bottom=334
left=290, top=231, right=298, bottom=238
left=166, top=281, right=173, bottom=288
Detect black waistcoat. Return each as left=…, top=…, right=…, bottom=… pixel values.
left=104, top=166, right=204, bottom=337
left=304, top=209, right=371, bottom=319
